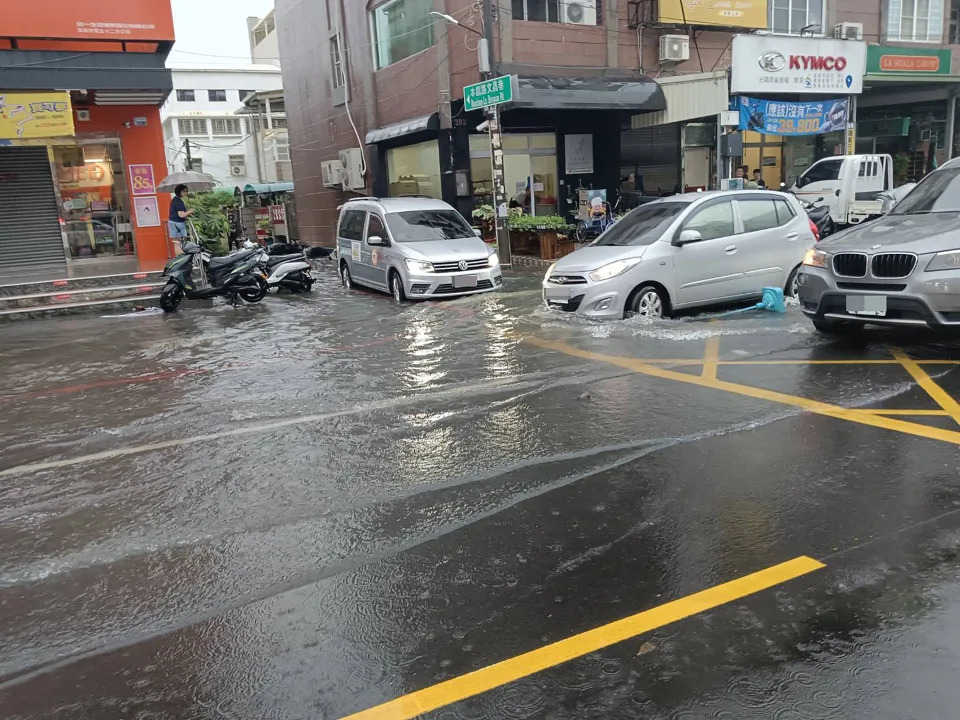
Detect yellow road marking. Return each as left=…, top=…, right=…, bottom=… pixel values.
left=526, top=337, right=960, bottom=446
left=892, top=348, right=960, bottom=426
left=340, top=556, right=825, bottom=720
left=859, top=409, right=949, bottom=416
left=702, top=337, right=720, bottom=379
left=639, top=359, right=960, bottom=366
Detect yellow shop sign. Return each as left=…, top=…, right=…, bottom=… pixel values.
left=0, top=92, right=75, bottom=140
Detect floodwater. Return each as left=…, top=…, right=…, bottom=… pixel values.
left=1, top=262, right=960, bottom=718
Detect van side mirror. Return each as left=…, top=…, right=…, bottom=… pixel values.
left=367, top=235, right=388, bottom=247
left=672, top=229, right=702, bottom=247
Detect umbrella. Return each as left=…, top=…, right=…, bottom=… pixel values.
left=156, top=170, right=218, bottom=193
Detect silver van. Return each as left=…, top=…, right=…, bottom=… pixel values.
left=543, top=190, right=816, bottom=319
left=336, top=197, right=501, bottom=301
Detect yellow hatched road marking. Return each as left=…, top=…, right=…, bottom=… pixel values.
left=892, top=348, right=960, bottom=426
left=702, top=337, right=720, bottom=379
left=339, top=557, right=825, bottom=720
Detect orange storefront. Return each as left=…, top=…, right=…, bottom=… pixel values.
left=0, top=1, right=175, bottom=274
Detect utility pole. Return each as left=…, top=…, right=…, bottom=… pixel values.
left=481, top=0, right=511, bottom=266
left=183, top=138, right=193, bottom=171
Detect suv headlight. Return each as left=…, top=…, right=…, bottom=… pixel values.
left=405, top=259, right=433, bottom=273
left=488, top=252, right=500, bottom=268
left=803, top=248, right=828, bottom=268
left=925, top=249, right=960, bottom=272
left=588, top=258, right=641, bottom=282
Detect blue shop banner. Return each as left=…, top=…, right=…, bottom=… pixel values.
left=736, top=96, right=848, bottom=136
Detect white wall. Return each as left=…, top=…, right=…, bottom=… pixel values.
left=249, top=11, right=281, bottom=68
left=161, top=66, right=283, bottom=188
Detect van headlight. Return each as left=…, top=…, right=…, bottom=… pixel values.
left=925, top=249, right=960, bottom=272
left=405, top=259, right=433, bottom=273
left=803, top=248, right=828, bottom=268
left=488, top=252, right=500, bottom=268
left=588, top=258, right=641, bottom=282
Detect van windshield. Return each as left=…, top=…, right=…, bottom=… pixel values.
left=594, top=202, right=687, bottom=246
left=891, top=167, right=960, bottom=215
left=386, top=210, right=475, bottom=242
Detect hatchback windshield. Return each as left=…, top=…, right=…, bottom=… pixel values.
left=385, top=210, right=475, bottom=242
left=594, top=202, right=687, bottom=246
left=891, top=167, right=960, bottom=215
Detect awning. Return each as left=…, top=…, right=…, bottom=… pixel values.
left=631, top=70, right=729, bottom=129
left=365, top=113, right=439, bottom=144
left=510, top=75, right=665, bottom=112
left=859, top=78, right=960, bottom=108
left=242, top=182, right=294, bottom=194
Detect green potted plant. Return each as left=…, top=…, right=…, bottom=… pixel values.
left=471, top=204, right=496, bottom=243
left=507, top=214, right=573, bottom=259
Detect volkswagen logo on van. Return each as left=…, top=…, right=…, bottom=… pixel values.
left=458, top=260, right=469, bottom=271
left=758, top=51, right=786, bottom=72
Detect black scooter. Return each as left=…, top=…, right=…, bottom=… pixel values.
left=159, top=241, right=268, bottom=313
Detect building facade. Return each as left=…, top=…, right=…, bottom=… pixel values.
left=248, top=10, right=281, bottom=68
left=0, top=1, right=175, bottom=275
left=160, top=66, right=283, bottom=188
left=275, top=0, right=960, bottom=247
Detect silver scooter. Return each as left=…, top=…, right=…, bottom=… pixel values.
left=238, top=239, right=314, bottom=293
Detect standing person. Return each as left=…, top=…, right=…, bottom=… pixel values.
left=753, top=169, right=767, bottom=188
left=168, top=184, right=194, bottom=246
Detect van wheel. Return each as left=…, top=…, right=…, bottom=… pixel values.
left=390, top=270, right=406, bottom=302
left=626, top=284, right=669, bottom=319
left=341, top=262, right=352, bottom=290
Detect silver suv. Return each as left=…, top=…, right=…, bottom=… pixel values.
left=798, top=158, right=960, bottom=334
left=336, top=197, right=501, bottom=301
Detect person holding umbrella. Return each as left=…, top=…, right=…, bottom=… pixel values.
left=168, top=184, right=195, bottom=240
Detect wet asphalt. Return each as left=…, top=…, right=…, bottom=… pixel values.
left=2, top=262, right=960, bottom=719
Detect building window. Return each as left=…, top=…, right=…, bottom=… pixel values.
left=177, top=118, right=208, bottom=136
left=372, top=0, right=436, bottom=69
left=176, top=89, right=195, bottom=102
left=512, top=0, right=600, bottom=24
left=770, top=0, right=824, bottom=34
left=208, top=89, right=227, bottom=102
left=330, top=34, right=346, bottom=87
left=190, top=158, right=204, bottom=174
left=387, top=140, right=442, bottom=198
left=887, top=0, right=945, bottom=41
left=238, top=90, right=254, bottom=102
left=272, top=117, right=288, bottom=129
left=212, top=118, right=243, bottom=136
left=951, top=0, right=960, bottom=42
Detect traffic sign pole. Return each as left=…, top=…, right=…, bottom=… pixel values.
left=487, top=104, right=511, bottom=266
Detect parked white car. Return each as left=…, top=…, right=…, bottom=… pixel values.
left=543, top=190, right=817, bottom=319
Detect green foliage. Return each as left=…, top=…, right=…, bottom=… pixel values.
left=185, top=189, right=234, bottom=248
left=471, top=204, right=495, bottom=221
left=507, top=214, right=571, bottom=231
left=892, top=153, right=911, bottom=184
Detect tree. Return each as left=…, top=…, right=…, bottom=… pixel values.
left=185, top=189, right=235, bottom=252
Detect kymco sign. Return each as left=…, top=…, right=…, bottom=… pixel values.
left=731, top=35, right=866, bottom=95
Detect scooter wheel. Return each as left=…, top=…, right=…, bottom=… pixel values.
left=159, top=282, right=184, bottom=313
left=239, top=276, right=268, bottom=303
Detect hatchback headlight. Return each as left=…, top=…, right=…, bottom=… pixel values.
left=544, top=262, right=557, bottom=281
left=925, top=249, right=960, bottom=272
left=588, top=258, right=641, bottom=282
left=488, top=252, right=500, bottom=268
left=405, top=259, right=433, bottom=273
left=803, top=248, right=828, bottom=268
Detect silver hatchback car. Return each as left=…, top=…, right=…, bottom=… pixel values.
left=798, top=158, right=960, bottom=334
left=337, top=197, right=501, bottom=301
left=543, top=190, right=816, bottom=319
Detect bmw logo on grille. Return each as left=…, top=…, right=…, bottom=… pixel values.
left=458, top=260, right=469, bottom=271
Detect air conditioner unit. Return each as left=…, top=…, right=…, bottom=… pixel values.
left=563, top=0, right=597, bottom=26
left=339, top=148, right=366, bottom=190
left=321, top=159, right=343, bottom=188
left=659, top=34, right=690, bottom=63
left=834, top=22, right=863, bottom=40
left=231, top=165, right=244, bottom=176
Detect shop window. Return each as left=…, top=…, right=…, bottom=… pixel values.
left=512, top=0, right=601, bottom=24
left=176, top=89, right=195, bottom=102
left=208, top=89, right=227, bottom=102
left=212, top=118, right=243, bottom=136
left=683, top=201, right=735, bottom=241
left=387, top=140, right=442, bottom=198
left=887, top=0, right=945, bottom=41
left=372, top=0, right=435, bottom=69
left=177, top=118, right=208, bottom=136
left=736, top=198, right=781, bottom=233
left=330, top=34, right=346, bottom=88
left=770, top=0, right=824, bottom=34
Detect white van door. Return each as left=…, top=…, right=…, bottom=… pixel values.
left=363, top=213, right=390, bottom=290
left=794, top=157, right=843, bottom=218
left=338, top=209, right=369, bottom=287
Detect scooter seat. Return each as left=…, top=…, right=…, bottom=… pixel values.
left=266, top=253, right=305, bottom=267
left=209, top=249, right=258, bottom=269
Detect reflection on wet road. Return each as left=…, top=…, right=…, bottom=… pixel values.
left=2, top=262, right=960, bottom=718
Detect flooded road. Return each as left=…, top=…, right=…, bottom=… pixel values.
left=2, top=262, right=960, bottom=718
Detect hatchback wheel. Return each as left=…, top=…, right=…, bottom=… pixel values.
left=627, top=284, right=668, bottom=319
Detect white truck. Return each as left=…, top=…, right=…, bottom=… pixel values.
left=790, top=154, right=894, bottom=228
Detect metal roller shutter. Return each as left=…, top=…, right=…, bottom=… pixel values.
left=0, top=147, right=66, bottom=271
left=620, top=125, right=682, bottom=196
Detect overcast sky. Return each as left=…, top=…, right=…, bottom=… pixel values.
left=167, top=0, right=276, bottom=67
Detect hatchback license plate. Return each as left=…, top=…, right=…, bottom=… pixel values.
left=846, top=295, right=886, bottom=316
left=453, top=274, right=478, bottom=289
